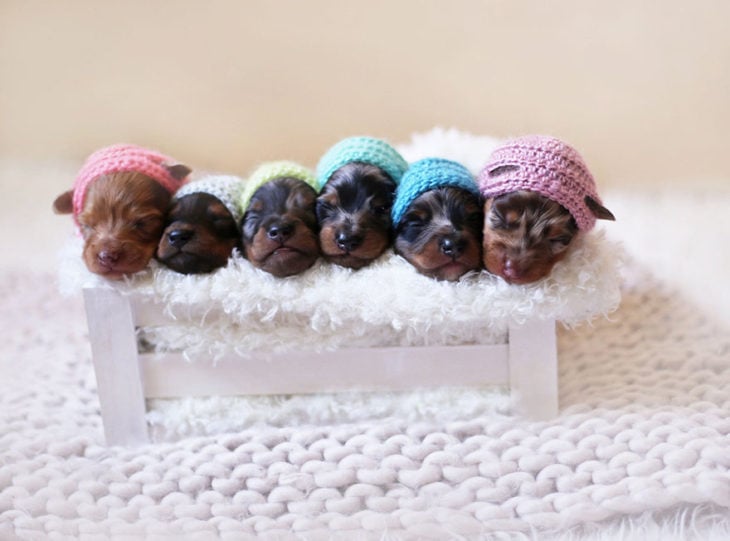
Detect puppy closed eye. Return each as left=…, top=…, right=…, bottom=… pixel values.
left=316, top=200, right=335, bottom=220
left=369, top=200, right=391, bottom=216
left=549, top=235, right=573, bottom=252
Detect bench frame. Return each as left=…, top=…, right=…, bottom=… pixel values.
left=83, top=286, right=558, bottom=445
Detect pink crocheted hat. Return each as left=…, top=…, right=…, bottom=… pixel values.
left=478, top=135, right=603, bottom=231
left=72, top=144, right=189, bottom=226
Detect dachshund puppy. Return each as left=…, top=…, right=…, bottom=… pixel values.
left=315, top=136, right=409, bottom=270
left=240, top=162, right=320, bottom=277
left=53, top=144, right=190, bottom=279
left=392, top=158, right=483, bottom=281
left=478, top=135, right=615, bottom=284
left=157, top=176, right=244, bottom=274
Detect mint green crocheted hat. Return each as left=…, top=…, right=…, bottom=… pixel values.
left=174, top=175, right=245, bottom=224
left=240, top=161, right=319, bottom=212
left=316, top=136, right=408, bottom=190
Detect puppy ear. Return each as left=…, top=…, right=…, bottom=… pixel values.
left=165, top=164, right=192, bottom=181
left=52, top=190, right=73, bottom=214
left=584, top=195, right=615, bottom=221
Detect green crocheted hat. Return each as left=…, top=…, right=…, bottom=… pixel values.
left=240, top=161, right=319, bottom=212
left=316, top=136, right=409, bottom=190
left=392, top=158, right=479, bottom=225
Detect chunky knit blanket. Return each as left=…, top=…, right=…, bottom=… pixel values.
left=2, top=130, right=729, bottom=539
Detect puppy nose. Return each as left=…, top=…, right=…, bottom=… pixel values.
left=268, top=222, right=294, bottom=242
left=97, top=250, right=120, bottom=265
left=336, top=232, right=362, bottom=252
left=440, top=236, right=464, bottom=258
left=168, top=229, right=194, bottom=247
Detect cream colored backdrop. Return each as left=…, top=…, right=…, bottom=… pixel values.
left=2, top=0, right=729, bottom=190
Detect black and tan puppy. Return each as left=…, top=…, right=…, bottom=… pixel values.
left=315, top=136, right=409, bottom=270
left=478, top=135, right=615, bottom=284
left=52, top=144, right=190, bottom=279
left=392, top=158, right=483, bottom=281
left=240, top=162, right=320, bottom=277
left=157, top=175, right=244, bottom=274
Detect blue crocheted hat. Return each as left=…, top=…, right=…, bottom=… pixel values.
left=392, top=158, right=479, bottom=225
left=316, top=136, right=408, bottom=190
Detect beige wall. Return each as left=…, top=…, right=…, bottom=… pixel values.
left=1, top=0, right=729, bottom=189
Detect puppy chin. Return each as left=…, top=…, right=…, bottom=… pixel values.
left=257, top=248, right=318, bottom=277
left=322, top=252, right=376, bottom=270
left=83, top=246, right=153, bottom=280
left=157, top=251, right=227, bottom=275
left=484, top=253, right=555, bottom=285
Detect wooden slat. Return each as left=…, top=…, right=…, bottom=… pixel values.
left=140, top=344, right=510, bottom=398
left=83, top=288, right=150, bottom=445
left=508, top=319, right=558, bottom=420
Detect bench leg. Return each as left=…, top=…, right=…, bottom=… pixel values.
left=83, top=288, right=149, bottom=445
left=508, top=319, right=558, bottom=420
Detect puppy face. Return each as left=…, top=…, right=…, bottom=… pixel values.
left=241, top=177, right=320, bottom=277
left=157, top=193, right=240, bottom=274
left=316, top=163, right=396, bottom=270
left=482, top=191, right=579, bottom=284
left=54, top=172, right=172, bottom=279
left=394, top=187, right=483, bottom=281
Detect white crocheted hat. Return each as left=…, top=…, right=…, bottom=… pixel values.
left=174, top=175, right=246, bottom=224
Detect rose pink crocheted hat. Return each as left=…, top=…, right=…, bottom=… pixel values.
left=478, top=135, right=603, bottom=231
left=72, top=144, right=189, bottom=226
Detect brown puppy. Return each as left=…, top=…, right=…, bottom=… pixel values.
left=478, top=135, right=615, bottom=284
left=53, top=144, right=190, bottom=279
left=241, top=177, right=320, bottom=277
left=395, top=187, right=483, bottom=282
left=157, top=176, right=243, bottom=275
left=157, top=195, right=241, bottom=275
left=316, top=163, right=396, bottom=270
left=483, top=191, right=585, bottom=284
left=54, top=170, right=189, bottom=279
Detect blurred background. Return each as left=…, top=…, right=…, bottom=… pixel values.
left=1, top=0, right=729, bottom=322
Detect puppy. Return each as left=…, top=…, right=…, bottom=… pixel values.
left=392, top=158, right=483, bottom=281
left=240, top=162, right=320, bottom=277
left=478, top=135, right=615, bottom=284
left=157, top=176, right=244, bottom=274
left=53, top=144, right=190, bottom=279
left=315, top=136, right=409, bottom=269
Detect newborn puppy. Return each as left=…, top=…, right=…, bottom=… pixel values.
left=240, top=162, right=320, bottom=277
left=315, top=136, right=409, bottom=269
left=478, top=135, right=615, bottom=284
left=392, top=158, right=483, bottom=281
left=53, top=144, right=190, bottom=279
left=157, top=175, right=244, bottom=274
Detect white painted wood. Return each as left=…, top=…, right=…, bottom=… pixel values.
left=83, top=288, right=150, bottom=446
left=140, top=344, right=510, bottom=398
left=82, top=286, right=561, bottom=445
left=508, top=318, right=558, bottom=420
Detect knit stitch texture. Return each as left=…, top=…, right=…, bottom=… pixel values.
left=239, top=161, right=318, bottom=213
left=392, top=157, right=479, bottom=225
left=174, top=175, right=245, bottom=224
left=72, top=144, right=188, bottom=227
left=316, top=136, right=408, bottom=190
left=478, top=135, right=604, bottom=231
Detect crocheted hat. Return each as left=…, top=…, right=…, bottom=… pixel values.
left=72, top=144, right=189, bottom=226
left=392, top=158, right=479, bottom=225
left=478, top=135, right=603, bottom=231
left=174, top=175, right=246, bottom=224
left=239, top=161, right=319, bottom=212
left=316, top=136, right=409, bottom=190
